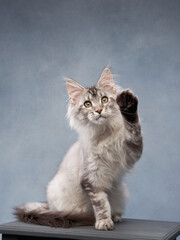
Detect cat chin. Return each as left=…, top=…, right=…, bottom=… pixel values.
left=90, top=116, right=108, bottom=125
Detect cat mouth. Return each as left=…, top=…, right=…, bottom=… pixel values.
left=96, top=115, right=107, bottom=120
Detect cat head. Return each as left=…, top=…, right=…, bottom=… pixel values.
left=66, top=68, right=121, bottom=130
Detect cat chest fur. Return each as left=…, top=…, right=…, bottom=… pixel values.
left=93, top=125, right=125, bottom=164
left=83, top=127, right=126, bottom=190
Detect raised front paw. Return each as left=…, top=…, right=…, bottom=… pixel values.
left=116, top=89, right=138, bottom=122
left=95, top=218, right=114, bottom=230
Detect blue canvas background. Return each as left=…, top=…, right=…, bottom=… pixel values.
left=0, top=0, right=180, bottom=230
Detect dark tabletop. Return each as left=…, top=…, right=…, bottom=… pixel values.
left=0, top=219, right=180, bottom=240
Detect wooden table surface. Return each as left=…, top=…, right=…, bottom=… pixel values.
left=0, top=219, right=180, bottom=240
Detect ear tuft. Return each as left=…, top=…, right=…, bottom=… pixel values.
left=97, top=68, right=115, bottom=93
left=65, top=78, right=84, bottom=103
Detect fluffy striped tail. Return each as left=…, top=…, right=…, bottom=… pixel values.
left=14, top=202, right=94, bottom=228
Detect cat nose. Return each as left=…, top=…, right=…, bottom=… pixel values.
left=96, top=109, right=102, bottom=114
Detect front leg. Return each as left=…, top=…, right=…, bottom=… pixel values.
left=117, top=89, right=143, bottom=167
left=81, top=179, right=114, bottom=230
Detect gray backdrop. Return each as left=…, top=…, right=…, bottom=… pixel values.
left=0, top=0, right=180, bottom=226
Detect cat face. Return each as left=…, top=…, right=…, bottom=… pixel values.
left=66, top=68, right=120, bottom=127
left=76, top=86, right=117, bottom=125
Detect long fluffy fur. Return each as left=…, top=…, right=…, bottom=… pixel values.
left=14, top=206, right=94, bottom=228
left=14, top=68, right=143, bottom=230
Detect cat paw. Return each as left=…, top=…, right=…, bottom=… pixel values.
left=95, top=218, right=114, bottom=230
left=116, top=89, right=138, bottom=122
left=112, top=214, right=122, bottom=223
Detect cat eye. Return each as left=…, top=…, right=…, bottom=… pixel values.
left=101, top=96, right=108, bottom=103
left=84, top=101, right=92, bottom=108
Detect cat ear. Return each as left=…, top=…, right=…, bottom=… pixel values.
left=65, top=78, right=84, bottom=103
left=97, top=68, right=115, bottom=93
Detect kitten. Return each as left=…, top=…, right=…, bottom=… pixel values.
left=15, top=68, right=143, bottom=230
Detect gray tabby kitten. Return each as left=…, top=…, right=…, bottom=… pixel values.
left=15, top=68, right=143, bottom=230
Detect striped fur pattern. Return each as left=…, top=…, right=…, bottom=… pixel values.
left=14, top=205, right=94, bottom=228
left=14, top=68, right=143, bottom=230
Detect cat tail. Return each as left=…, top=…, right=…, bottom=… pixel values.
left=14, top=202, right=95, bottom=228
